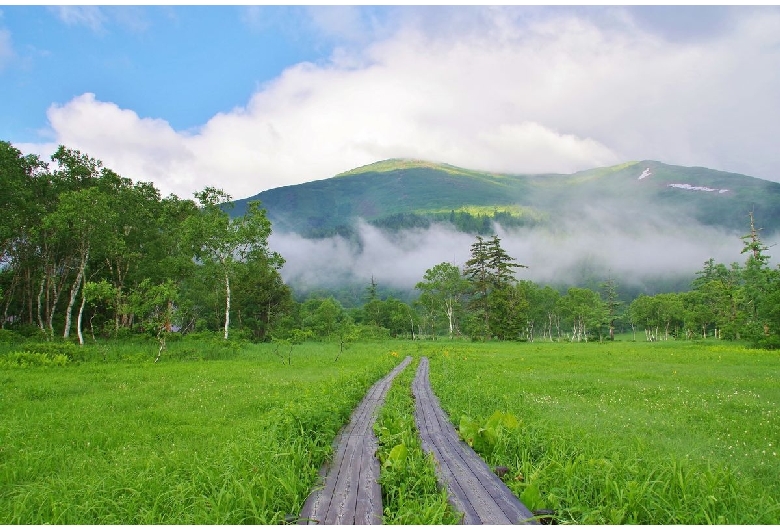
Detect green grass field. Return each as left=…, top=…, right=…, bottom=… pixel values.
left=423, top=340, right=780, bottom=524
left=0, top=340, right=398, bottom=524
left=2, top=338, right=779, bottom=524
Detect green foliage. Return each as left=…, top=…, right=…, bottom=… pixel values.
left=463, top=235, right=527, bottom=340
left=0, top=350, right=70, bottom=368
left=458, top=411, right=520, bottom=455
left=0, top=329, right=24, bottom=344
left=415, top=262, right=468, bottom=339
left=383, top=443, right=408, bottom=469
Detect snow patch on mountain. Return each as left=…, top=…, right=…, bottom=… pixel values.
left=668, top=183, right=729, bottom=194
left=638, top=168, right=652, bottom=180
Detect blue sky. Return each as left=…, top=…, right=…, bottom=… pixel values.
left=2, top=5, right=780, bottom=200
left=2, top=6, right=348, bottom=139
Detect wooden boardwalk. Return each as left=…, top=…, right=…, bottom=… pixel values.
left=298, top=356, right=412, bottom=525
left=413, top=356, right=538, bottom=525
left=298, top=354, right=538, bottom=525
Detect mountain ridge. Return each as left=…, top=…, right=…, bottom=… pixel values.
left=230, top=158, right=780, bottom=239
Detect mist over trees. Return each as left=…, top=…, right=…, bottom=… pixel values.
left=2, top=141, right=780, bottom=349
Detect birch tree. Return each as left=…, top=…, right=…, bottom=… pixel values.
left=44, top=187, right=115, bottom=339
left=185, top=188, right=281, bottom=340
left=415, top=262, right=467, bottom=339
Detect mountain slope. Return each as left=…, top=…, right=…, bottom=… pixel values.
left=231, top=159, right=780, bottom=238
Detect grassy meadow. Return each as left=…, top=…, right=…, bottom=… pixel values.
left=0, top=338, right=398, bottom=524
left=424, top=340, right=780, bottom=524
left=1, top=336, right=779, bottom=524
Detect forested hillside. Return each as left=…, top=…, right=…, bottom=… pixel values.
left=232, top=159, right=780, bottom=238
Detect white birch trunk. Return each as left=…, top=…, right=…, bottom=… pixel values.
left=223, top=269, right=230, bottom=340
left=76, top=279, right=86, bottom=345
left=48, top=280, right=62, bottom=338
left=64, top=250, right=88, bottom=339
left=446, top=297, right=454, bottom=338
left=37, top=274, right=46, bottom=330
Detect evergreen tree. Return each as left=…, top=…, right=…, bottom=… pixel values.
left=600, top=277, right=623, bottom=340
left=463, top=235, right=526, bottom=340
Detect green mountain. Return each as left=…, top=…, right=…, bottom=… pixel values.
left=231, top=159, right=780, bottom=238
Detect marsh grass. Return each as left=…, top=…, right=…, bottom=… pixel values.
left=424, top=340, right=780, bottom=524
left=374, top=356, right=460, bottom=524
left=0, top=341, right=398, bottom=524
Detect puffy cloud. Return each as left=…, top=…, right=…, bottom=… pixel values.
left=19, top=7, right=780, bottom=200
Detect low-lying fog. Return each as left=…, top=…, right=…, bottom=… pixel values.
left=269, top=206, right=778, bottom=295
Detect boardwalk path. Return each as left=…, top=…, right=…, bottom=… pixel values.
left=298, top=355, right=537, bottom=525
left=299, top=356, right=412, bottom=525
left=413, top=356, right=538, bottom=525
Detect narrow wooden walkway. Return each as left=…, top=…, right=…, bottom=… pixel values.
left=298, top=356, right=412, bottom=525
left=413, top=356, right=539, bottom=525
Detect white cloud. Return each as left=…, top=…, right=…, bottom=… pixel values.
left=19, top=7, right=780, bottom=200
left=51, top=6, right=107, bottom=33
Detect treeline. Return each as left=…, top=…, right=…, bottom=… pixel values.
left=0, top=142, right=292, bottom=347
left=273, top=227, right=780, bottom=349
left=410, top=223, right=780, bottom=348
left=298, top=209, right=535, bottom=239
left=368, top=210, right=535, bottom=235
left=3, top=141, right=779, bottom=350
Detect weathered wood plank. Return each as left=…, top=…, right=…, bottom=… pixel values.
left=299, top=356, right=411, bottom=525
left=413, top=356, right=539, bottom=525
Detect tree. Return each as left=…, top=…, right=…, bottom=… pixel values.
left=184, top=189, right=282, bottom=340
left=600, top=277, right=622, bottom=340
left=463, top=235, right=526, bottom=339
left=312, top=297, right=342, bottom=340
left=415, top=262, right=468, bottom=339
left=559, top=287, right=608, bottom=342
left=129, top=279, right=179, bottom=361
left=43, top=187, right=115, bottom=339
left=739, top=211, right=775, bottom=344
left=488, top=283, right=529, bottom=340
left=79, top=279, right=115, bottom=344
left=0, top=142, right=49, bottom=328
left=692, top=259, right=743, bottom=339
left=230, top=258, right=292, bottom=341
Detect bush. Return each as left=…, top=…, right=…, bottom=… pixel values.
left=11, top=324, right=48, bottom=340
left=19, top=342, right=83, bottom=362
left=0, top=329, right=24, bottom=344
left=0, top=350, right=70, bottom=368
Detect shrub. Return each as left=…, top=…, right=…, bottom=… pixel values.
left=0, top=351, right=70, bottom=368
left=0, top=329, right=24, bottom=344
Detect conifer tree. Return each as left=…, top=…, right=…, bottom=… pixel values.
left=463, top=235, right=526, bottom=339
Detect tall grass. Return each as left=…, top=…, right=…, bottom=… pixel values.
left=424, top=340, right=780, bottom=524
left=0, top=340, right=399, bottom=524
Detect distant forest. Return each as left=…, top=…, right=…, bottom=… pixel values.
left=2, top=141, right=779, bottom=348
left=304, top=209, right=536, bottom=240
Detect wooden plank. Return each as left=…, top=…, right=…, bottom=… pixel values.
left=413, top=357, right=539, bottom=525
left=299, top=356, right=411, bottom=525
